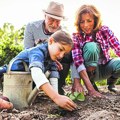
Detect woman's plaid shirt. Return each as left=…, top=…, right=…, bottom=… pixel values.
left=72, top=25, right=120, bottom=69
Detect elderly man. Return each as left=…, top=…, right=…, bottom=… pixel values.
left=23, top=1, right=72, bottom=94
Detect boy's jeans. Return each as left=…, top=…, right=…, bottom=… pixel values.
left=49, top=78, right=58, bottom=92
left=0, top=65, right=8, bottom=78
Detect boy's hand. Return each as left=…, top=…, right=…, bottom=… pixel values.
left=41, top=83, right=77, bottom=111
left=53, top=94, right=77, bottom=111
left=0, top=97, right=13, bottom=110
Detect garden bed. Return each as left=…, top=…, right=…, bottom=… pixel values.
left=0, top=85, right=120, bottom=120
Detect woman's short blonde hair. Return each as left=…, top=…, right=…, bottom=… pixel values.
left=74, top=4, right=102, bottom=32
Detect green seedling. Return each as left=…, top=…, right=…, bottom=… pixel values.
left=76, top=92, right=85, bottom=101
left=69, top=93, right=76, bottom=100
left=66, top=92, right=85, bottom=101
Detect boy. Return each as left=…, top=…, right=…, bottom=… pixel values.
left=5, top=30, right=77, bottom=111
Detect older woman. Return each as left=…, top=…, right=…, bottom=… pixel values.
left=71, top=4, right=120, bottom=97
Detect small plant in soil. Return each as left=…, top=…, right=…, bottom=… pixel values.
left=66, top=92, right=85, bottom=101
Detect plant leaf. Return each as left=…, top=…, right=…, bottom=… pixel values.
left=76, top=93, right=85, bottom=101
left=73, top=92, right=79, bottom=97
left=69, top=93, right=76, bottom=100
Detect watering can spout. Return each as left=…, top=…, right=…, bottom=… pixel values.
left=27, top=87, right=38, bottom=106
left=27, top=70, right=51, bottom=106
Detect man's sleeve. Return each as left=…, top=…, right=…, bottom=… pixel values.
left=24, top=23, right=35, bottom=49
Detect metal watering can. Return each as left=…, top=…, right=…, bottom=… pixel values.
left=3, top=58, right=50, bottom=109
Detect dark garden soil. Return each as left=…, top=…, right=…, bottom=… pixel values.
left=0, top=85, right=120, bottom=120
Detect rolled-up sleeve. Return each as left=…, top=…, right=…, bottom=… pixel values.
left=31, top=67, right=49, bottom=89
left=72, top=33, right=85, bottom=69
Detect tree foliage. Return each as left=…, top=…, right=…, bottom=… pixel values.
left=0, top=23, right=25, bottom=66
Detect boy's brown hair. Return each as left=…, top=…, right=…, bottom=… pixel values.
left=51, top=30, right=73, bottom=47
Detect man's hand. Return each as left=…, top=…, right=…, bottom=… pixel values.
left=71, top=78, right=85, bottom=94
left=55, top=60, right=63, bottom=71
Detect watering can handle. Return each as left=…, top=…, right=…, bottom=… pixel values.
left=7, top=58, right=29, bottom=74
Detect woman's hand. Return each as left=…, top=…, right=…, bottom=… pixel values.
left=88, top=90, right=107, bottom=98
left=79, top=70, right=107, bottom=98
